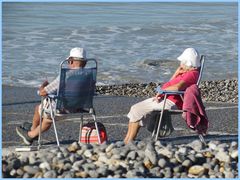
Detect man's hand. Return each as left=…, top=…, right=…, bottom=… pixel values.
left=41, top=80, right=49, bottom=88
left=38, top=80, right=49, bottom=96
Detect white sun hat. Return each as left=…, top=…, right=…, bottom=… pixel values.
left=177, top=48, right=201, bottom=68
left=67, top=47, right=86, bottom=61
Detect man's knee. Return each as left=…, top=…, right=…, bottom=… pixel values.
left=35, top=104, right=40, bottom=112
left=43, top=118, right=53, bottom=124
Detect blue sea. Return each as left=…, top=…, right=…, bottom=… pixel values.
left=2, top=2, right=238, bottom=87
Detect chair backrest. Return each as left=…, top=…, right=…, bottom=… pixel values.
left=56, top=59, right=97, bottom=113
left=196, top=55, right=205, bottom=86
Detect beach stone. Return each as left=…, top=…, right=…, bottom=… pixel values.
left=23, top=173, right=30, bottom=178
left=157, top=147, right=173, bottom=158
left=16, top=168, right=24, bottom=176
left=39, top=162, right=51, bottom=171
left=127, top=151, right=137, bottom=160
left=67, top=142, right=80, bottom=152
left=163, top=167, right=172, bottom=178
left=10, top=169, right=17, bottom=177
left=72, top=161, right=83, bottom=171
left=29, top=155, right=37, bottom=165
left=174, top=165, right=184, bottom=174
left=230, top=150, right=238, bottom=159
left=76, top=149, right=84, bottom=155
left=224, top=171, right=235, bottom=178
left=175, top=153, right=186, bottom=163
left=208, top=141, right=217, bottom=150
left=88, top=170, right=99, bottom=178
left=143, top=158, right=154, bottom=169
left=12, top=158, right=21, bottom=169
left=84, top=149, right=93, bottom=158
left=182, top=159, right=192, bottom=167
left=178, top=147, right=189, bottom=154
left=158, top=158, right=167, bottom=168
left=115, top=141, right=125, bottom=147
left=155, top=140, right=164, bottom=148
left=111, top=154, right=121, bottom=160
left=188, top=165, right=205, bottom=176
left=23, top=165, right=40, bottom=175
left=145, top=143, right=157, bottom=165
left=187, top=154, right=196, bottom=164
left=98, top=153, right=109, bottom=163
left=75, top=171, right=88, bottom=178
left=230, top=141, right=237, bottom=150
left=215, top=151, right=231, bottom=163
left=188, top=140, right=203, bottom=152
left=43, top=170, right=57, bottom=178
left=97, top=166, right=108, bottom=177
left=105, top=143, right=115, bottom=153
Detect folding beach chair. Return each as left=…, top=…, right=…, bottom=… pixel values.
left=37, top=59, right=101, bottom=149
left=152, top=55, right=206, bottom=142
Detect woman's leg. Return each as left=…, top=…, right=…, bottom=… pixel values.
left=124, top=98, right=177, bottom=144
left=124, top=121, right=140, bottom=144
left=124, top=98, right=157, bottom=144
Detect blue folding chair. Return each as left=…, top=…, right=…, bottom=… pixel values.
left=38, top=59, right=101, bottom=149
left=152, top=55, right=206, bottom=142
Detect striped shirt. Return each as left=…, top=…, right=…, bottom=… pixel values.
left=44, top=76, right=60, bottom=95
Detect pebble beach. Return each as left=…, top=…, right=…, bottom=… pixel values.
left=2, top=140, right=238, bottom=178
left=2, top=78, right=238, bottom=178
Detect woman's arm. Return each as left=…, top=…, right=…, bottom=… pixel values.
left=171, top=66, right=188, bottom=80
left=163, top=80, right=186, bottom=91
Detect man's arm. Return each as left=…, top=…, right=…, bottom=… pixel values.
left=38, top=80, right=49, bottom=96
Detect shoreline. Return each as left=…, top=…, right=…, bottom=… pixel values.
left=96, top=79, right=238, bottom=103
left=3, top=78, right=238, bottom=103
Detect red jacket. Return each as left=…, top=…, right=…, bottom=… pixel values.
left=182, top=84, right=209, bottom=134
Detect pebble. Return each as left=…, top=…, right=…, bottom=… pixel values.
left=96, top=79, right=238, bottom=103
left=23, top=165, right=40, bottom=175
left=2, top=139, right=238, bottom=178
left=188, top=165, right=205, bottom=176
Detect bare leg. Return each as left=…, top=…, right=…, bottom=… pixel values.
left=28, top=118, right=52, bottom=138
left=30, top=104, right=42, bottom=130
left=124, top=122, right=140, bottom=144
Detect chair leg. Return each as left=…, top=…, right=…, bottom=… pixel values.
left=38, top=97, right=44, bottom=150
left=91, top=109, right=101, bottom=144
left=154, top=95, right=167, bottom=141
left=79, top=114, right=84, bottom=142
left=49, top=101, right=60, bottom=147
left=198, top=134, right=206, bottom=145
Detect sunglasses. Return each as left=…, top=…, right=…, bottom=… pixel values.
left=67, top=60, right=73, bottom=64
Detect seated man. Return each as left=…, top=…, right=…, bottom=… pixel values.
left=16, top=47, right=87, bottom=145
left=124, top=48, right=201, bottom=144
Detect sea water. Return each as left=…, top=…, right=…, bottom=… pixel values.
left=2, top=2, right=237, bottom=87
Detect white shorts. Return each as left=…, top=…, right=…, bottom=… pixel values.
left=38, top=98, right=56, bottom=119
left=127, top=97, right=178, bottom=126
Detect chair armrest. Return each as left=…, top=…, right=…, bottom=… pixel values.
left=48, top=94, right=58, bottom=99
left=37, top=90, right=58, bottom=99
left=156, top=86, right=185, bottom=95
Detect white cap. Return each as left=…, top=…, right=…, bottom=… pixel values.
left=177, top=48, right=201, bottom=68
left=67, top=47, right=86, bottom=61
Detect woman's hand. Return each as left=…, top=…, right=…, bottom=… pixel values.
left=153, top=93, right=162, bottom=103
left=176, top=66, right=187, bottom=75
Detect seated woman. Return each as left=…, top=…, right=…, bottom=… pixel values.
left=124, top=48, right=201, bottom=144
